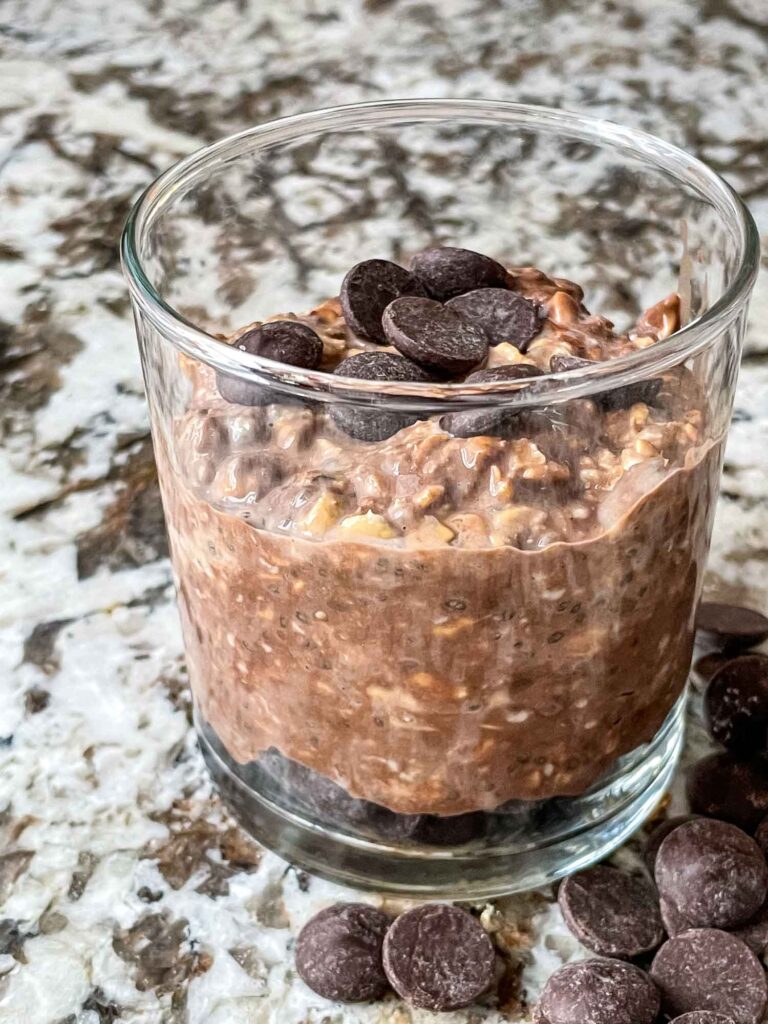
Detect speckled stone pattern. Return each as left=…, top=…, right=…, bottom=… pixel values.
left=0, top=1, right=766, bottom=1022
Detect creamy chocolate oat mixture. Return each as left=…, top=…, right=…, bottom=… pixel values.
left=159, top=255, right=719, bottom=817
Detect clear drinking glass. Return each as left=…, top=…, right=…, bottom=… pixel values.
left=121, top=100, right=758, bottom=897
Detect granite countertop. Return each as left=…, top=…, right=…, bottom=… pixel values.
left=1, top=1, right=767, bottom=1021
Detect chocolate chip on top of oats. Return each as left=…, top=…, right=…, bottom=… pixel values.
left=215, top=319, right=323, bottom=406
left=340, top=258, right=427, bottom=344
left=447, top=287, right=544, bottom=348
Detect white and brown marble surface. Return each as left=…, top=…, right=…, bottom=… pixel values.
left=1, top=1, right=767, bottom=1021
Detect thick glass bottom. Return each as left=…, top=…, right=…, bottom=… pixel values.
left=197, top=692, right=685, bottom=898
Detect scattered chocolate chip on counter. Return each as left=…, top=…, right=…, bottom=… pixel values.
left=295, top=902, right=391, bottom=1002
left=536, top=958, right=660, bottom=1024
left=755, top=812, right=768, bottom=858
left=650, top=929, right=767, bottom=1024
left=693, top=651, right=734, bottom=689
left=557, top=865, right=664, bottom=959
left=687, top=752, right=768, bottom=831
left=695, top=602, right=768, bottom=653
left=669, top=1014, right=737, bottom=1023
left=704, top=654, right=768, bottom=754
left=382, top=904, right=495, bottom=1011
left=654, top=818, right=768, bottom=930
left=643, top=814, right=699, bottom=873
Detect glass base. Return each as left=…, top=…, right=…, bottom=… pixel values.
left=197, top=693, right=685, bottom=899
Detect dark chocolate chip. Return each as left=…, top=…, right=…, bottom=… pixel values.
left=650, top=929, right=767, bottom=1024
left=558, top=865, right=664, bottom=959
left=669, top=1014, right=737, bottom=1024
left=733, top=901, right=768, bottom=956
left=660, top=895, right=693, bottom=938
left=295, top=902, right=391, bottom=1002
left=257, top=748, right=485, bottom=846
left=330, top=351, right=433, bottom=442
left=382, top=904, right=495, bottom=1011
left=655, top=819, right=768, bottom=930
left=440, top=364, right=544, bottom=439
left=537, top=958, right=660, bottom=1024
left=687, top=753, right=768, bottom=831
left=599, top=378, right=662, bottom=410
left=662, top=896, right=768, bottom=957
left=410, top=246, right=508, bottom=301
left=549, top=354, right=593, bottom=374
left=755, top=814, right=768, bottom=858
left=446, top=288, right=544, bottom=349
left=379, top=811, right=487, bottom=846
left=216, top=321, right=322, bottom=406
left=548, top=354, right=661, bottom=410
left=340, top=259, right=426, bottom=343
left=382, top=296, right=488, bottom=376
left=696, top=603, right=768, bottom=653
left=644, top=816, right=699, bottom=874
left=705, top=655, right=768, bottom=755
left=693, top=653, right=734, bottom=691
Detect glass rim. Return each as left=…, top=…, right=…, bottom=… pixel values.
left=120, top=98, right=759, bottom=412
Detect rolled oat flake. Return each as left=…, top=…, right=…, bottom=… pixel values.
left=558, top=865, right=664, bottom=958
left=295, top=902, right=391, bottom=1002
left=382, top=903, right=495, bottom=1011
left=650, top=929, right=767, bottom=1024
left=537, top=958, right=660, bottom=1024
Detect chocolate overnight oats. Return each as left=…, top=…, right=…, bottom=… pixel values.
left=160, top=250, right=720, bottom=820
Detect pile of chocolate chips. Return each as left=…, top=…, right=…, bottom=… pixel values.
left=295, top=902, right=495, bottom=1011
left=217, top=246, right=553, bottom=441
left=537, top=599, right=768, bottom=1024
left=293, top=602, right=768, bottom=1018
